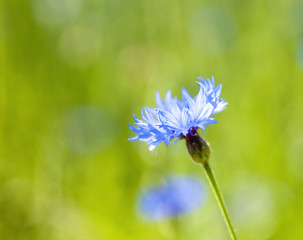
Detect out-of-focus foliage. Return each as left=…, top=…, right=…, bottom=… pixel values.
left=1, top=0, right=303, bottom=239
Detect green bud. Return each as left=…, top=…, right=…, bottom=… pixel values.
left=185, top=133, right=210, bottom=165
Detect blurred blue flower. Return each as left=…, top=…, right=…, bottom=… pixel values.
left=137, top=175, right=206, bottom=221
left=129, top=77, right=227, bottom=151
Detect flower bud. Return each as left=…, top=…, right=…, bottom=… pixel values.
left=185, top=133, right=210, bottom=165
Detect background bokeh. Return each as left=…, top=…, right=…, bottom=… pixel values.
left=1, top=0, right=303, bottom=239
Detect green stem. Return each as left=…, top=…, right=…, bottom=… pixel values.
left=203, top=162, right=238, bottom=240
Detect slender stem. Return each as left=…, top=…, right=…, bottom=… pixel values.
left=171, top=217, right=182, bottom=240
left=203, top=162, right=238, bottom=240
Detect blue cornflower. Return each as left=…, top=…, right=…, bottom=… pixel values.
left=129, top=77, right=227, bottom=151
left=137, top=175, right=206, bottom=221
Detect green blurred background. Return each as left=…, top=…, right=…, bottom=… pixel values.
left=1, top=0, right=303, bottom=239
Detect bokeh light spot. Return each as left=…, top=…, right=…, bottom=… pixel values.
left=189, top=8, right=237, bottom=56
left=62, top=106, right=117, bottom=155
left=32, top=0, right=83, bottom=29
left=58, top=25, right=101, bottom=68
left=231, top=177, right=280, bottom=239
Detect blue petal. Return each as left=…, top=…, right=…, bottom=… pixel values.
left=128, top=136, right=139, bottom=141
left=164, top=137, right=170, bottom=147
left=164, top=90, right=173, bottom=111
left=181, top=88, right=196, bottom=110
left=155, top=91, right=166, bottom=110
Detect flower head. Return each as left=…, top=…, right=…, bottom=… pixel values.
left=129, top=77, right=227, bottom=151
left=136, top=175, right=206, bottom=221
